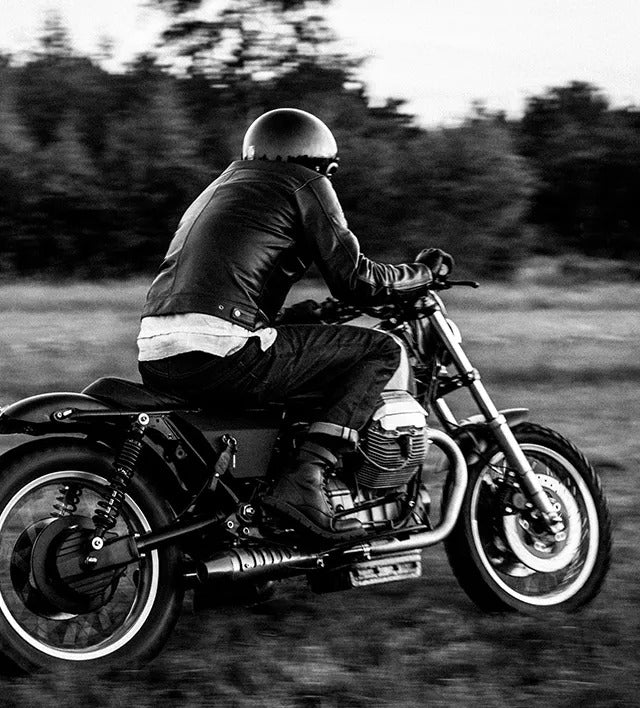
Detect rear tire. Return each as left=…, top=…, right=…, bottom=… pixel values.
left=0, top=438, right=183, bottom=672
left=445, top=423, right=612, bottom=613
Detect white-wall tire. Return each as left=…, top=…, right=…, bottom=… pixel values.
left=0, top=438, right=182, bottom=672
left=445, top=423, right=611, bottom=614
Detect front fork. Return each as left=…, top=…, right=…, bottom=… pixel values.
left=428, top=308, right=565, bottom=534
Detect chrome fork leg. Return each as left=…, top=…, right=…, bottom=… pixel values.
left=485, top=413, right=563, bottom=529
left=429, top=308, right=564, bottom=532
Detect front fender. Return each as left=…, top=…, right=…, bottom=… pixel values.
left=451, top=407, right=529, bottom=467
left=0, top=392, right=112, bottom=433
left=460, top=407, right=529, bottom=429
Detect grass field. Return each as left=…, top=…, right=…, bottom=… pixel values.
left=0, top=279, right=638, bottom=706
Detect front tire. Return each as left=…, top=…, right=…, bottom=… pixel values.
left=445, top=423, right=612, bottom=613
left=0, top=438, right=183, bottom=672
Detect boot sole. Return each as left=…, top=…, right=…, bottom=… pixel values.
left=262, top=495, right=366, bottom=542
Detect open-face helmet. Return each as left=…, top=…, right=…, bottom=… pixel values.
left=242, top=108, right=339, bottom=177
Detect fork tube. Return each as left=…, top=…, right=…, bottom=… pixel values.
left=429, top=308, right=561, bottom=526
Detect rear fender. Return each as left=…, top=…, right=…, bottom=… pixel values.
left=0, top=435, right=113, bottom=473
left=451, top=408, right=529, bottom=467
left=0, top=392, right=113, bottom=434
left=0, top=394, right=197, bottom=504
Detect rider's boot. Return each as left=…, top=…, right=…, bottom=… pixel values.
left=262, top=441, right=365, bottom=541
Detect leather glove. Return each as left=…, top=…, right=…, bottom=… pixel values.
left=415, top=248, right=455, bottom=279
left=276, top=299, right=321, bottom=325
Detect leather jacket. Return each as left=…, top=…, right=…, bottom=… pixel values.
left=142, top=160, right=433, bottom=331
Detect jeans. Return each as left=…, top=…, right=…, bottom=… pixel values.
left=138, top=324, right=402, bottom=434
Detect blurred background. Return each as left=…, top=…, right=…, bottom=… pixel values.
left=0, top=2, right=639, bottom=706
left=0, top=0, right=639, bottom=280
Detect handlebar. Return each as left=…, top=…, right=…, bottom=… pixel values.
left=317, top=278, right=479, bottom=324
left=280, top=278, right=479, bottom=326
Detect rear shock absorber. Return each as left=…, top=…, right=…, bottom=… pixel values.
left=90, top=413, right=149, bottom=553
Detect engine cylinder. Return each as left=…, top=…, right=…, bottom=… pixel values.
left=357, top=391, right=430, bottom=489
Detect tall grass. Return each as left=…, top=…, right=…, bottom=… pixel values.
left=0, top=280, right=638, bottom=706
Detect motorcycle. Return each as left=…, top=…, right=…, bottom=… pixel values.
left=0, top=280, right=611, bottom=672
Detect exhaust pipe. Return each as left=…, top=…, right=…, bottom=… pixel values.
left=198, top=429, right=467, bottom=583
left=344, top=428, right=468, bottom=559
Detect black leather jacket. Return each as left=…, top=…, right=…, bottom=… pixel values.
left=142, top=160, right=434, bottom=331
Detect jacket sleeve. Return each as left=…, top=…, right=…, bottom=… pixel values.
left=295, top=175, right=433, bottom=304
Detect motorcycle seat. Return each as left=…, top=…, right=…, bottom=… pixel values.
left=82, top=377, right=191, bottom=411
left=81, top=377, right=325, bottom=413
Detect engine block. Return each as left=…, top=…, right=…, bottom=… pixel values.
left=325, top=477, right=405, bottom=527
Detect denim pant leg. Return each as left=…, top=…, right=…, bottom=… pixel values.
left=251, top=325, right=402, bottom=433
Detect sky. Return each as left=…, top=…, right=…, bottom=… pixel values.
left=1, top=0, right=639, bottom=126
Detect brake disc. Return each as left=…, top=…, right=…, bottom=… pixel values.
left=502, top=474, right=581, bottom=573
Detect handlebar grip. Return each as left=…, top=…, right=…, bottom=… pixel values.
left=432, top=279, right=480, bottom=290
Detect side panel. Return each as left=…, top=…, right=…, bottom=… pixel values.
left=177, top=410, right=281, bottom=479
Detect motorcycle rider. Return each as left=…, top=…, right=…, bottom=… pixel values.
left=138, top=107, right=453, bottom=542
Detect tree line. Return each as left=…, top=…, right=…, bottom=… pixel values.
left=0, top=3, right=639, bottom=279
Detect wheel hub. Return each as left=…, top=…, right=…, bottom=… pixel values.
left=14, top=515, right=121, bottom=616
left=502, top=474, right=581, bottom=573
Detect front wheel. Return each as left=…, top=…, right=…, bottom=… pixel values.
left=0, top=438, right=183, bottom=672
left=445, top=423, right=612, bottom=613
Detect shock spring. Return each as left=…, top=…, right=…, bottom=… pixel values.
left=52, top=483, right=82, bottom=517
left=92, top=413, right=149, bottom=542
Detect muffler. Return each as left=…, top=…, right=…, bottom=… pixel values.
left=199, top=545, right=320, bottom=583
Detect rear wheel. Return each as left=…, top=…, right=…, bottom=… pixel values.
left=0, top=438, right=182, bottom=672
left=445, top=423, right=612, bottom=613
